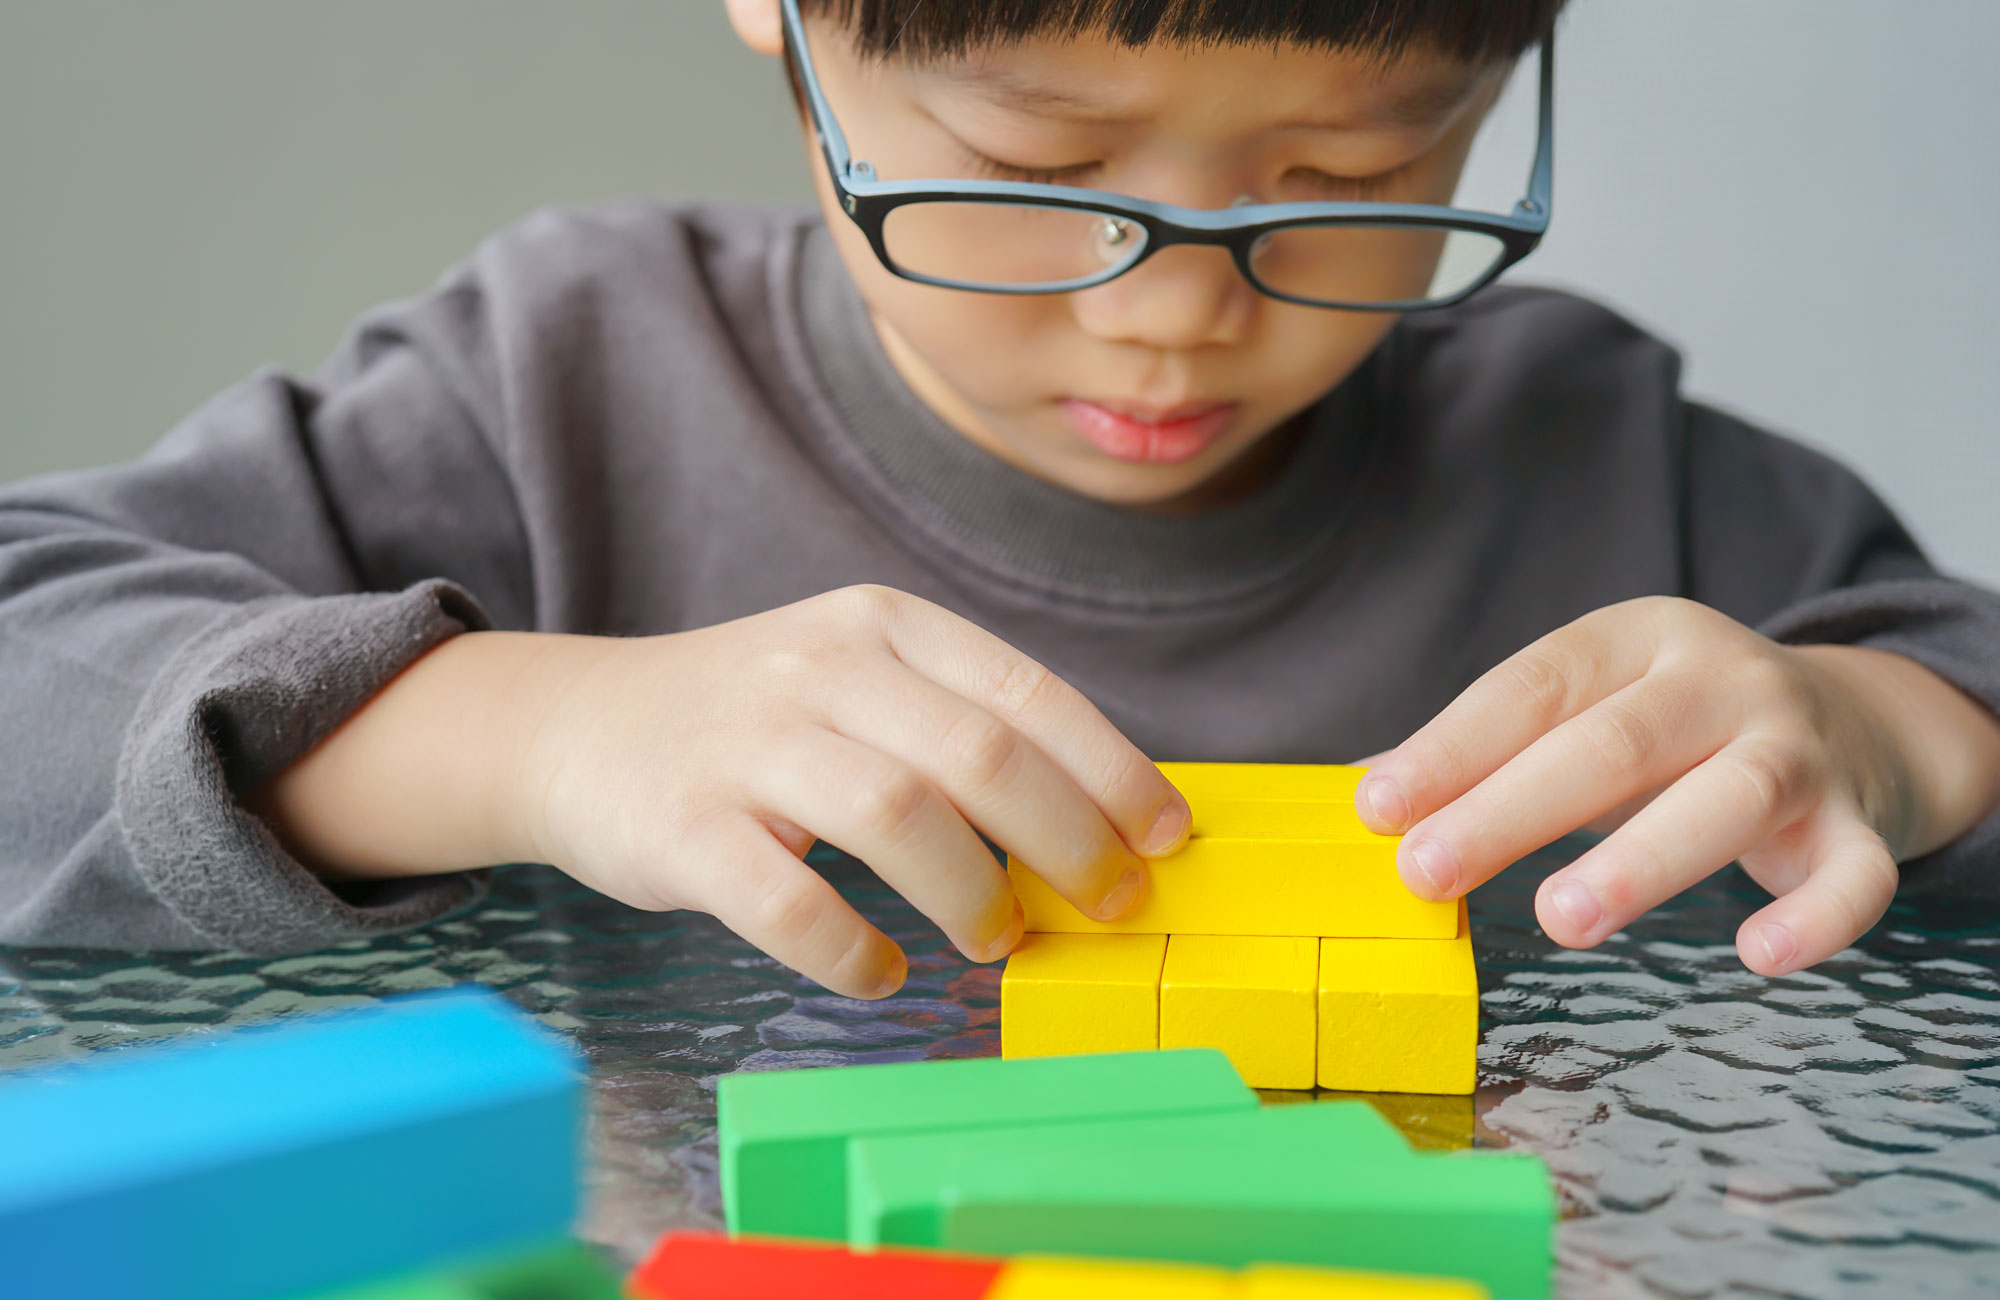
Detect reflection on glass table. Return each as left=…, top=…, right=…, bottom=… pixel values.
left=3, top=841, right=1996, bottom=1298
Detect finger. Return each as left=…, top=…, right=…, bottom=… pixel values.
left=1532, top=737, right=1819, bottom=948
left=871, top=590, right=1189, bottom=857
left=1356, top=600, right=1675, bottom=836
left=750, top=727, right=1022, bottom=964
left=689, top=816, right=907, bottom=999
left=823, top=663, right=1147, bottom=923
left=1735, top=815, right=1897, bottom=976
left=1398, top=671, right=1725, bottom=900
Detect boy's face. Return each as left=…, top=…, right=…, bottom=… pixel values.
left=730, top=2, right=1503, bottom=509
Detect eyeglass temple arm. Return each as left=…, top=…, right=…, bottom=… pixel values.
left=780, top=0, right=860, bottom=181
left=1522, top=38, right=1556, bottom=217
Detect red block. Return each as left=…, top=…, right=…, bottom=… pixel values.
left=630, top=1231, right=1004, bottom=1300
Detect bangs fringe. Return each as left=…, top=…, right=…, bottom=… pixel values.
left=803, top=0, right=1564, bottom=62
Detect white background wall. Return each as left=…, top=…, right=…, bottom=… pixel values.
left=3, top=2, right=1996, bottom=582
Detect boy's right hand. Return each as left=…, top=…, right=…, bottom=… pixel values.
left=258, top=586, right=1190, bottom=999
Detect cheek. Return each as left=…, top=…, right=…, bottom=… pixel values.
left=822, top=206, right=1076, bottom=407
left=1245, top=305, right=1402, bottom=403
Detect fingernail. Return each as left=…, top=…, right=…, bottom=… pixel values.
left=984, top=903, right=1025, bottom=963
left=872, top=952, right=907, bottom=999
left=1756, top=921, right=1797, bottom=971
left=1097, top=866, right=1145, bottom=920
left=1406, top=838, right=1459, bottom=897
left=1549, top=879, right=1603, bottom=937
left=1360, top=774, right=1411, bottom=834
left=1144, top=802, right=1190, bottom=856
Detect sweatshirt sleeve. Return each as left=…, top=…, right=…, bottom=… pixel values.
left=1680, top=401, right=2000, bottom=893
left=0, top=268, right=537, bottom=952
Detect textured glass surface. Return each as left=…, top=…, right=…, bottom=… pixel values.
left=3, top=844, right=1997, bottom=1296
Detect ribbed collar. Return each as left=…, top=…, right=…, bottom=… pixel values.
left=789, top=223, right=1386, bottom=608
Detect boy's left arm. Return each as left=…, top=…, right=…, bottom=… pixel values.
left=1357, top=403, right=2000, bottom=975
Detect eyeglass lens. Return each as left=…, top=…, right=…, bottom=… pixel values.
left=880, top=200, right=1506, bottom=305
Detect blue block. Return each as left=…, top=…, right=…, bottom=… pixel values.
left=0, top=987, right=583, bottom=1300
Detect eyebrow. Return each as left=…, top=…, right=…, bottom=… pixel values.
left=950, top=64, right=1487, bottom=133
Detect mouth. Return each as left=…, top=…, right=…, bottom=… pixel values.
left=1058, top=398, right=1241, bottom=466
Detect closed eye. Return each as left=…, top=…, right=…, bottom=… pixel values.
left=1286, top=164, right=1412, bottom=201
left=960, top=146, right=1102, bottom=186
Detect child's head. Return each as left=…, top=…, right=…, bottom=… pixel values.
left=727, top=1, right=1560, bottom=508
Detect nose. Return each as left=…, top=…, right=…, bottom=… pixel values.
left=1069, top=238, right=1256, bottom=352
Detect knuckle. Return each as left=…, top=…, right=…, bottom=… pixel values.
left=855, top=767, right=935, bottom=843
left=745, top=874, right=830, bottom=956
left=939, top=710, right=1024, bottom=794
left=1718, top=745, right=1813, bottom=816
left=759, top=644, right=828, bottom=685
left=1498, top=647, right=1584, bottom=724
left=1629, top=594, right=1709, bottom=632
left=826, top=583, right=908, bottom=628
left=982, top=654, right=1063, bottom=720
left=1575, top=697, right=1661, bottom=772
left=1735, top=650, right=1803, bottom=702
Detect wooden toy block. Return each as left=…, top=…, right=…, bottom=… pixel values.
left=1010, top=837, right=1452, bottom=939
left=304, top=1240, right=621, bottom=1300
left=0, top=989, right=582, bottom=1300
left=1318, top=902, right=1478, bottom=1095
left=717, top=1048, right=1256, bottom=1240
left=987, top=1255, right=1234, bottom=1300
left=1156, top=762, right=1367, bottom=805
left=1237, top=1265, right=1490, bottom=1300
left=628, top=1231, right=1001, bottom=1300
left=301, top=1276, right=483, bottom=1300
left=846, top=1099, right=1553, bottom=1299
left=1002, top=932, right=1167, bottom=1059
left=1160, top=935, right=1317, bottom=1090
left=1186, top=800, right=1387, bottom=841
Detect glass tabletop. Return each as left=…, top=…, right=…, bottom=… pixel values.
left=3, top=842, right=1997, bottom=1298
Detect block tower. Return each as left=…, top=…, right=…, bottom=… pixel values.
left=1002, top=763, right=1478, bottom=1093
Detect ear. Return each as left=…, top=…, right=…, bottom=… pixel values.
left=725, top=0, right=784, bottom=58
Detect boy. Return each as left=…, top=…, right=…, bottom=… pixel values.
left=2, top=0, right=1996, bottom=1001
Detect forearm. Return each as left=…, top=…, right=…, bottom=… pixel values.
left=1795, top=644, right=2000, bottom=860
left=252, top=631, right=605, bottom=881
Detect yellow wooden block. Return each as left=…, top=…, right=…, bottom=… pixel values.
left=1317, top=901, right=1477, bottom=1095
left=988, top=1255, right=1234, bottom=1300
left=1011, top=838, right=1453, bottom=940
left=1238, top=1264, right=1490, bottom=1300
left=1160, top=935, right=1318, bottom=1090
left=1000, top=932, right=1166, bottom=1059
left=1157, top=761, right=1367, bottom=805
left=1188, top=800, right=1387, bottom=841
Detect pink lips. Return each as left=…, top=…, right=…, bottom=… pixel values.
left=1059, top=398, right=1239, bottom=465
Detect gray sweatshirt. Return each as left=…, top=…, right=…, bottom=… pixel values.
left=2, top=203, right=1995, bottom=954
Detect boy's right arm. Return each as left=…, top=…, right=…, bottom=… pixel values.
left=0, top=277, right=526, bottom=952
left=0, top=242, right=1181, bottom=975
left=252, top=589, right=1188, bottom=998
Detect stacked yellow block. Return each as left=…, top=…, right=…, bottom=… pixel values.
left=1001, top=763, right=1478, bottom=1094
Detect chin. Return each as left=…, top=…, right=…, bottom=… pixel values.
left=1043, top=455, right=1221, bottom=508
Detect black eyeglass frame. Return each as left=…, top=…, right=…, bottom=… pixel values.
left=780, top=0, right=1554, bottom=312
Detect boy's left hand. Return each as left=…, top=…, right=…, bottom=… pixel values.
left=1355, top=597, right=2000, bottom=975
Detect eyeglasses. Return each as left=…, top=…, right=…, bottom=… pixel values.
left=780, top=0, right=1553, bottom=312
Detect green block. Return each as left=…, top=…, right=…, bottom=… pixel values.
left=297, top=1241, right=622, bottom=1300
left=846, top=1101, right=1554, bottom=1300
left=718, top=1048, right=1257, bottom=1240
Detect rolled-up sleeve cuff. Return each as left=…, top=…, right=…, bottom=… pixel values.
left=115, top=580, right=494, bottom=953
left=1761, top=577, right=2000, bottom=894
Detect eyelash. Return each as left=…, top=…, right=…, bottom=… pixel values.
left=1291, top=165, right=1408, bottom=200
left=961, top=148, right=1100, bottom=186
left=959, top=148, right=1410, bottom=199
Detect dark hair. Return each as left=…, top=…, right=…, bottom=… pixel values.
left=803, top=0, right=1565, bottom=63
